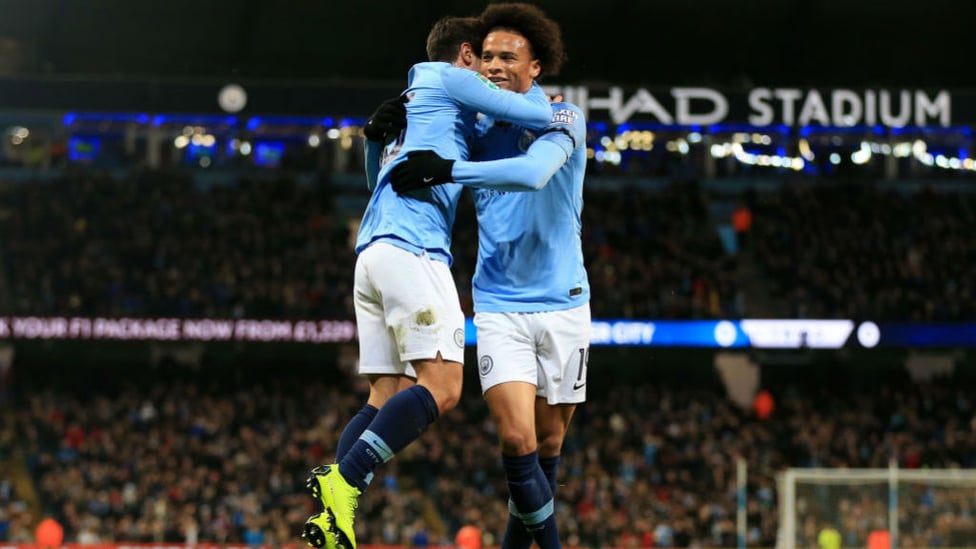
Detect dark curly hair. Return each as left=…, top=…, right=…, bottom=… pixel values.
left=480, top=2, right=567, bottom=78
left=426, top=16, right=485, bottom=62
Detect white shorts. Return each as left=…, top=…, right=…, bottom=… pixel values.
left=354, top=242, right=466, bottom=376
left=475, top=304, right=591, bottom=405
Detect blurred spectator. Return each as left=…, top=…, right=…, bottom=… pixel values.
left=35, top=517, right=63, bottom=548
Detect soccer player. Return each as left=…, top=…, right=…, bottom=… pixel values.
left=390, top=5, right=588, bottom=549
left=302, top=14, right=555, bottom=549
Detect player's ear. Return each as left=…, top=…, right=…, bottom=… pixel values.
left=529, top=59, right=541, bottom=80
left=459, top=42, right=477, bottom=68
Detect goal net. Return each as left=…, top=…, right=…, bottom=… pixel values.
left=778, top=467, right=976, bottom=549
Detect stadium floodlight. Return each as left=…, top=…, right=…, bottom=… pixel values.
left=777, top=465, right=976, bottom=549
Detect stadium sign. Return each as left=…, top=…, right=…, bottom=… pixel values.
left=2, top=317, right=974, bottom=348
left=542, top=85, right=952, bottom=127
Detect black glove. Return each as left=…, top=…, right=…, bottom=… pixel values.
left=363, top=96, right=407, bottom=142
left=390, top=150, right=455, bottom=194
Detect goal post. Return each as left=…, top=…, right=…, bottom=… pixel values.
left=778, top=464, right=976, bottom=549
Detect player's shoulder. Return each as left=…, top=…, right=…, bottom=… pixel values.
left=408, top=61, right=452, bottom=84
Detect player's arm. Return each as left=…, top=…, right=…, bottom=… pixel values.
left=441, top=67, right=552, bottom=130
left=364, top=140, right=382, bottom=191
left=362, top=96, right=408, bottom=190
left=452, top=133, right=571, bottom=191
left=392, top=104, right=586, bottom=193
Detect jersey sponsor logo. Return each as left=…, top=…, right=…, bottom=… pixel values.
left=476, top=73, right=501, bottom=90
left=453, top=328, right=465, bottom=348
left=569, top=287, right=583, bottom=296
left=551, top=108, right=578, bottom=126
left=479, top=355, right=494, bottom=376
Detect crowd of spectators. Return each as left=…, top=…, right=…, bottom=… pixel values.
left=0, top=172, right=356, bottom=319
left=5, top=170, right=975, bottom=323
left=751, top=182, right=976, bottom=321
left=10, top=366, right=976, bottom=547
left=0, top=172, right=737, bottom=321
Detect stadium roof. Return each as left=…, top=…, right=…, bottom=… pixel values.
left=0, top=0, right=973, bottom=88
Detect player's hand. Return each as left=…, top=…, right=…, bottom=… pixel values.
left=363, top=96, right=407, bottom=142
left=390, top=150, right=455, bottom=194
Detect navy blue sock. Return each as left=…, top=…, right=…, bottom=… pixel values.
left=503, top=509, right=534, bottom=549
left=503, top=452, right=561, bottom=549
left=338, top=385, right=439, bottom=492
left=539, top=455, right=561, bottom=495
left=336, top=404, right=378, bottom=460
left=504, top=454, right=563, bottom=549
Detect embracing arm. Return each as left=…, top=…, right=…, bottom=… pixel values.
left=441, top=68, right=552, bottom=130
left=364, top=139, right=382, bottom=191
left=452, top=131, right=574, bottom=191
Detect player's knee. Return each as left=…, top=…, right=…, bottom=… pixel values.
left=414, top=356, right=463, bottom=414
left=418, top=374, right=462, bottom=414
left=498, top=426, right=537, bottom=456
left=432, top=386, right=461, bottom=414
left=536, top=431, right=564, bottom=457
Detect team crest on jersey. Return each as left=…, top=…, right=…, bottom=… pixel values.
left=476, top=73, right=500, bottom=90
left=453, top=328, right=465, bottom=348
left=518, top=129, right=537, bottom=152
left=551, top=108, right=578, bottom=125
left=479, top=355, right=494, bottom=376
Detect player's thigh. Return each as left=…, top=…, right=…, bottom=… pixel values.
left=475, top=312, right=538, bottom=394
left=363, top=242, right=465, bottom=365
left=354, top=252, right=416, bottom=377
left=533, top=304, right=591, bottom=405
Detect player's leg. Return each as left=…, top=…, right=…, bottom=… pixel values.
left=335, top=374, right=415, bottom=462
left=478, top=313, right=560, bottom=549
left=505, top=304, right=590, bottom=549
left=536, top=302, right=590, bottom=488
left=305, top=249, right=417, bottom=549
left=534, top=399, right=576, bottom=491
left=314, top=244, right=466, bottom=549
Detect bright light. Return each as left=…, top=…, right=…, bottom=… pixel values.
left=599, top=136, right=612, bottom=147
left=851, top=142, right=872, bottom=165
left=893, top=142, right=912, bottom=157
left=829, top=153, right=841, bottom=164
left=326, top=128, right=341, bottom=139
left=709, top=144, right=727, bottom=158
left=174, top=135, right=189, bottom=149
left=687, top=132, right=702, bottom=143
left=308, top=134, right=321, bottom=147
left=201, top=134, right=216, bottom=147
left=240, top=141, right=252, bottom=155
left=798, top=139, right=815, bottom=161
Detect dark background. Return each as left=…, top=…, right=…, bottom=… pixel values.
left=1, top=0, right=974, bottom=88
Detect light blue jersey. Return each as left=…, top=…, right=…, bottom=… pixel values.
left=356, top=61, right=552, bottom=265
left=459, top=102, right=590, bottom=313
